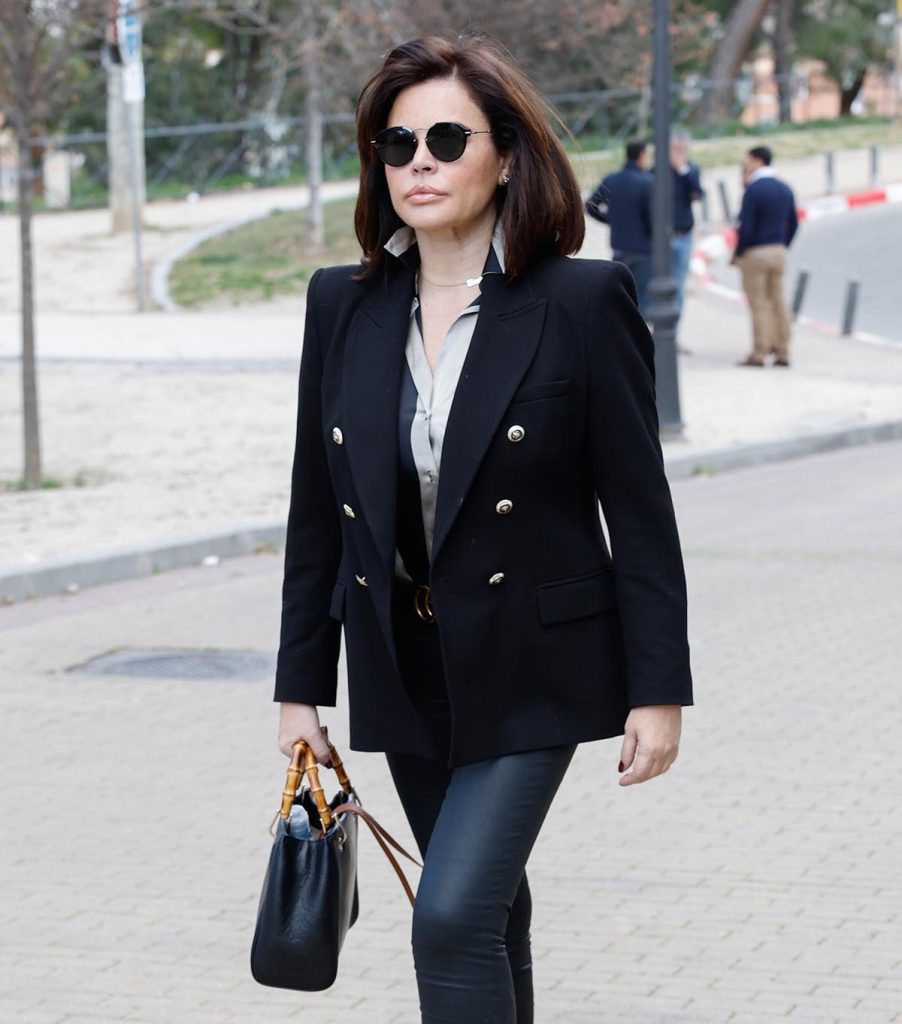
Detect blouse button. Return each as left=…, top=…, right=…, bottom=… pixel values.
left=495, top=499, right=514, bottom=515
left=332, top=427, right=344, bottom=445
left=507, top=425, right=525, bottom=443
left=343, top=504, right=356, bottom=519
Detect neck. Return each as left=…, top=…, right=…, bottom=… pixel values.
left=414, top=210, right=495, bottom=286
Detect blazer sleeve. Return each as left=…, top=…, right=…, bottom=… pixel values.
left=273, top=268, right=343, bottom=706
left=585, top=262, right=693, bottom=708
left=585, top=177, right=611, bottom=224
left=785, top=188, right=799, bottom=247
left=734, top=186, right=756, bottom=257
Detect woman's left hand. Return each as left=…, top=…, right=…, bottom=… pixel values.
left=618, top=705, right=682, bottom=786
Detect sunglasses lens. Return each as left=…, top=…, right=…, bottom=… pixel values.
left=425, top=123, right=467, bottom=162
left=373, top=127, right=416, bottom=167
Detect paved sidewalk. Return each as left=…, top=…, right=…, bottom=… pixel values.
left=2, top=441, right=900, bottom=1023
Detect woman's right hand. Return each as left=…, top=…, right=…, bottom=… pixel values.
left=278, top=701, right=333, bottom=767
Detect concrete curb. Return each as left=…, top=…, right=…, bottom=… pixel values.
left=664, top=417, right=902, bottom=480
left=0, top=520, right=287, bottom=604
left=3, top=418, right=902, bottom=604
left=148, top=182, right=359, bottom=312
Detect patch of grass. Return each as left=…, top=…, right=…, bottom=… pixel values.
left=169, top=197, right=361, bottom=308
left=571, top=118, right=902, bottom=189
left=1, top=469, right=105, bottom=492
left=2, top=475, right=64, bottom=492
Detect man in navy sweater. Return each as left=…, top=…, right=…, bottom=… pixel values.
left=585, top=139, right=653, bottom=315
left=732, top=146, right=799, bottom=367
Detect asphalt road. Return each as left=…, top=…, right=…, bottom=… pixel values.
left=2, top=441, right=902, bottom=1022
left=712, top=203, right=902, bottom=344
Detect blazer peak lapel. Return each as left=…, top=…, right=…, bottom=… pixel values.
left=342, top=267, right=415, bottom=574
left=431, top=276, right=547, bottom=565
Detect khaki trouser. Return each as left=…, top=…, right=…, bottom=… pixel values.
left=737, top=244, right=792, bottom=361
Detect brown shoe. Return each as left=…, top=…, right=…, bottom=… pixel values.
left=773, top=358, right=790, bottom=367
left=737, top=355, right=765, bottom=367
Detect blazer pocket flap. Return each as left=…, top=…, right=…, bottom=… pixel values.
left=328, top=581, right=346, bottom=622
left=511, top=378, right=572, bottom=404
left=536, top=569, right=616, bottom=625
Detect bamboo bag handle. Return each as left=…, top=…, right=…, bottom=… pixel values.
left=277, top=739, right=422, bottom=907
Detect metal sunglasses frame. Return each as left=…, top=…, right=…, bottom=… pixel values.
left=370, top=121, right=493, bottom=166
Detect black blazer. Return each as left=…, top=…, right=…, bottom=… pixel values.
left=274, top=254, right=693, bottom=767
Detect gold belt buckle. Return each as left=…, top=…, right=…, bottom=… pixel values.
left=413, top=584, right=435, bottom=624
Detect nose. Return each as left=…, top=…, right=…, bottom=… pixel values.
left=409, top=130, right=435, bottom=174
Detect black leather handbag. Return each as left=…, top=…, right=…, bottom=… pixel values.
left=250, top=739, right=421, bottom=991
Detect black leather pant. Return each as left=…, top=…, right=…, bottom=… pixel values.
left=388, top=583, right=577, bottom=1024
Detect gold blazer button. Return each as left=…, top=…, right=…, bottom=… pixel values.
left=495, top=499, right=514, bottom=515
left=507, top=425, right=525, bottom=442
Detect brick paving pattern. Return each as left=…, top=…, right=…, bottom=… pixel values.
left=1, top=442, right=901, bottom=1023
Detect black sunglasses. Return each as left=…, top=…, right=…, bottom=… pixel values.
left=370, top=122, right=492, bottom=167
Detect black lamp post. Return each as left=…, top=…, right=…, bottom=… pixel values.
left=646, top=0, right=683, bottom=436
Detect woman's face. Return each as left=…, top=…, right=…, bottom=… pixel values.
left=382, top=77, right=507, bottom=240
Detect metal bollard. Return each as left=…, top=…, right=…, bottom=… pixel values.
left=791, top=270, right=810, bottom=321
left=826, top=152, right=835, bottom=195
left=841, top=280, right=860, bottom=337
left=869, top=144, right=879, bottom=188
left=718, top=180, right=732, bottom=223
left=700, top=189, right=710, bottom=225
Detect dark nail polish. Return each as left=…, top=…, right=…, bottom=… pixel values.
left=618, top=761, right=625, bottom=772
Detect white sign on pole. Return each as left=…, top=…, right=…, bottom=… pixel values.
left=123, top=61, right=145, bottom=104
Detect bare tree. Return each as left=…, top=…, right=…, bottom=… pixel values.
left=0, top=0, right=107, bottom=488
left=773, top=0, right=798, bottom=123
left=172, top=0, right=395, bottom=247
left=699, top=0, right=773, bottom=125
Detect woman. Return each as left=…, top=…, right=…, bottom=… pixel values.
left=274, top=35, right=692, bottom=1024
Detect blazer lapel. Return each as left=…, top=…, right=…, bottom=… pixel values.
left=431, top=273, right=547, bottom=565
left=342, top=265, right=415, bottom=574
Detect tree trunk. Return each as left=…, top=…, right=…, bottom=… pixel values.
left=773, top=0, right=794, bottom=124
left=840, top=67, right=867, bottom=117
left=699, top=0, right=773, bottom=125
left=16, top=128, right=42, bottom=489
left=303, top=3, right=324, bottom=249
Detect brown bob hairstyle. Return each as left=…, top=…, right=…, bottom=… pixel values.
left=354, top=35, right=585, bottom=282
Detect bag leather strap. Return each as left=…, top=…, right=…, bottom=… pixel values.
left=333, top=802, right=422, bottom=908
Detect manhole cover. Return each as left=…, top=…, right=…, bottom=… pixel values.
left=68, top=648, right=276, bottom=682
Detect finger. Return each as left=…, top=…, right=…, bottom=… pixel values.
left=312, top=732, right=333, bottom=768
left=619, top=730, right=638, bottom=774
left=619, top=748, right=658, bottom=786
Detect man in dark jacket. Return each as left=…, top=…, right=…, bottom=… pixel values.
left=585, top=139, right=653, bottom=315
left=732, top=146, right=799, bottom=367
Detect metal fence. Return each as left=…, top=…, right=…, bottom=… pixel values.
left=0, top=69, right=893, bottom=213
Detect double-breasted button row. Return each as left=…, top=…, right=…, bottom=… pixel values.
left=332, top=426, right=344, bottom=445
left=488, top=572, right=505, bottom=586
left=355, top=574, right=368, bottom=587
left=507, top=424, right=525, bottom=443
left=343, top=503, right=356, bottom=519
left=495, top=499, right=514, bottom=515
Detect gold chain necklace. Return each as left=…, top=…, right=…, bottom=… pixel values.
left=418, top=270, right=484, bottom=289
